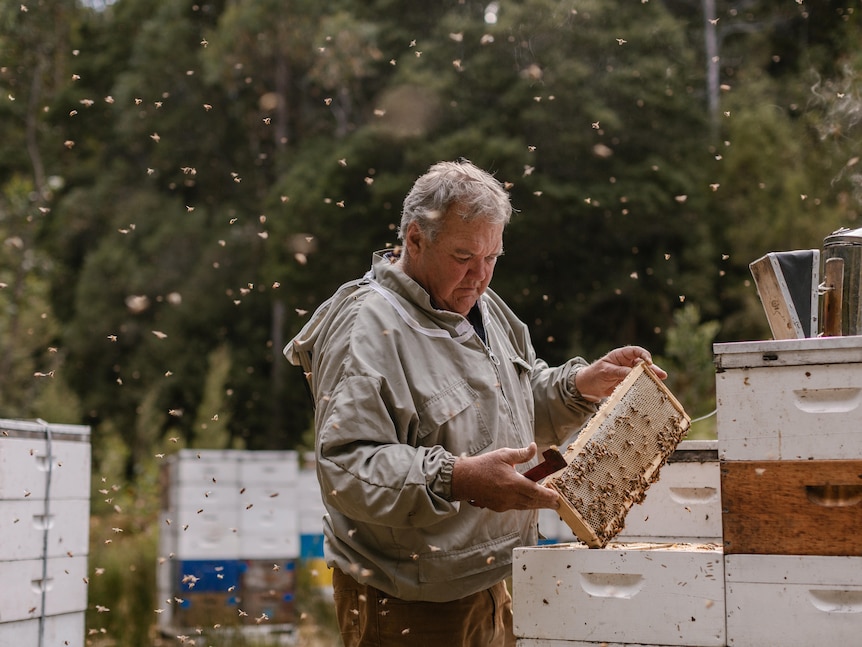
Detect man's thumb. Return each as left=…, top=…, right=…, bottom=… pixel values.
left=513, top=442, right=538, bottom=465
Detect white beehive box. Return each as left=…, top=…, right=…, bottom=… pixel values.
left=513, top=542, right=725, bottom=646
left=725, top=554, right=862, bottom=646
left=0, top=611, right=85, bottom=647
left=517, top=641, right=678, bottom=646
left=158, top=450, right=299, bottom=635
left=161, top=450, right=300, bottom=560
left=159, top=505, right=241, bottom=559
left=0, top=555, right=88, bottom=623
left=714, top=337, right=862, bottom=460
left=164, top=450, right=241, bottom=490
left=297, top=456, right=325, bottom=531
left=238, top=485, right=300, bottom=558
left=0, top=435, right=91, bottom=500
left=161, top=450, right=302, bottom=557
left=167, top=482, right=244, bottom=512
left=238, top=450, right=299, bottom=485
left=0, top=418, right=90, bottom=647
left=617, top=440, right=720, bottom=542
left=1, top=498, right=90, bottom=561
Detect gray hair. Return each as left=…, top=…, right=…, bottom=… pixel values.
left=398, top=159, right=512, bottom=242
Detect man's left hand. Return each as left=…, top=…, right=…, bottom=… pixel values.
left=575, top=345, right=667, bottom=401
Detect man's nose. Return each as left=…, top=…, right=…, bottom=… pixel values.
left=468, top=258, right=491, bottom=282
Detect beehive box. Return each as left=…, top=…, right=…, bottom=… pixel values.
left=238, top=450, right=300, bottom=485
left=544, top=363, right=691, bottom=547
left=513, top=542, right=725, bottom=646
left=241, top=558, right=296, bottom=592
left=0, top=432, right=91, bottom=500
left=175, top=559, right=244, bottom=593
left=158, top=450, right=300, bottom=635
left=172, top=591, right=241, bottom=629
left=168, top=562, right=297, bottom=629
left=0, top=418, right=90, bottom=647
left=721, top=459, right=862, bottom=556
left=1, top=498, right=90, bottom=561
left=616, top=440, right=720, bottom=542
left=238, top=590, right=296, bottom=625
left=516, top=641, right=674, bottom=646
left=237, top=485, right=300, bottom=558
left=159, top=505, right=242, bottom=559
left=160, top=450, right=300, bottom=560
left=163, top=450, right=241, bottom=490
left=714, top=337, right=862, bottom=461
left=0, top=611, right=85, bottom=647
left=0, top=555, right=88, bottom=623
left=297, top=453, right=329, bottom=583
left=725, top=554, right=862, bottom=646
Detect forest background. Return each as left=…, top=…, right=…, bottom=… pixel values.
left=1, top=0, right=861, bottom=645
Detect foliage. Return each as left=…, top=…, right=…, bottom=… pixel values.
left=655, top=303, right=721, bottom=439
left=87, top=439, right=163, bottom=647
left=87, top=513, right=159, bottom=646
left=0, top=0, right=856, bottom=465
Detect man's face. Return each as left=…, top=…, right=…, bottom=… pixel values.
left=402, top=208, right=504, bottom=316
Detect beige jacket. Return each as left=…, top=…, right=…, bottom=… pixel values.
left=285, top=251, right=597, bottom=602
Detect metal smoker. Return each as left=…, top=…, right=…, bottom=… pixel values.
left=822, top=226, right=862, bottom=336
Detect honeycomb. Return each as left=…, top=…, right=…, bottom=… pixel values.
left=546, top=362, right=690, bottom=548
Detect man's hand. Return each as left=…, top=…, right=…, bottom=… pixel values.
left=451, top=442, right=560, bottom=512
left=575, top=345, right=667, bottom=401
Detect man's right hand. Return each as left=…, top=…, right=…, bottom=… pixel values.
left=450, top=443, right=560, bottom=512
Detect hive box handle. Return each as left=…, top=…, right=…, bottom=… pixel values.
left=808, top=589, right=862, bottom=614
left=805, top=484, right=862, bottom=507
left=579, top=573, right=644, bottom=599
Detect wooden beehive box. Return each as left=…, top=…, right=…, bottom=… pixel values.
left=544, top=362, right=691, bottom=548
left=721, top=459, right=862, bottom=556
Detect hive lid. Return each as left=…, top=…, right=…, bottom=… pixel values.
left=0, top=418, right=91, bottom=441
left=713, top=336, right=862, bottom=368
left=824, top=226, right=862, bottom=246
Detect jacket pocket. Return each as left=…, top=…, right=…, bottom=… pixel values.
left=417, top=531, right=520, bottom=583
left=416, top=379, right=491, bottom=456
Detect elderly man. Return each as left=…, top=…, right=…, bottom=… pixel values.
left=285, top=159, right=665, bottom=646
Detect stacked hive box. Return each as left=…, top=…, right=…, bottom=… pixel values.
left=157, top=449, right=300, bottom=639
left=514, top=541, right=726, bottom=646
left=521, top=439, right=724, bottom=646
left=0, top=419, right=91, bottom=647
left=715, top=337, right=862, bottom=646
left=617, top=439, right=721, bottom=543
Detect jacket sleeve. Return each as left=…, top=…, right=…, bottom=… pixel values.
left=530, top=357, right=600, bottom=448
left=311, top=302, right=460, bottom=530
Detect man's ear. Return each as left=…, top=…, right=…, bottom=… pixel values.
left=404, top=221, right=424, bottom=255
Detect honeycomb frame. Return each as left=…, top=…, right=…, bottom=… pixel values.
left=544, top=362, right=691, bottom=548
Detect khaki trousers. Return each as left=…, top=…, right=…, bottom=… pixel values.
left=332, top=568, right=516, bottom=647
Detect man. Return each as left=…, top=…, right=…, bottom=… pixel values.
left=285, top=159, right=666, bottom=646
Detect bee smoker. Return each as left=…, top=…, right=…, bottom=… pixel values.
left=822, top=226, right=862, bottom=336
